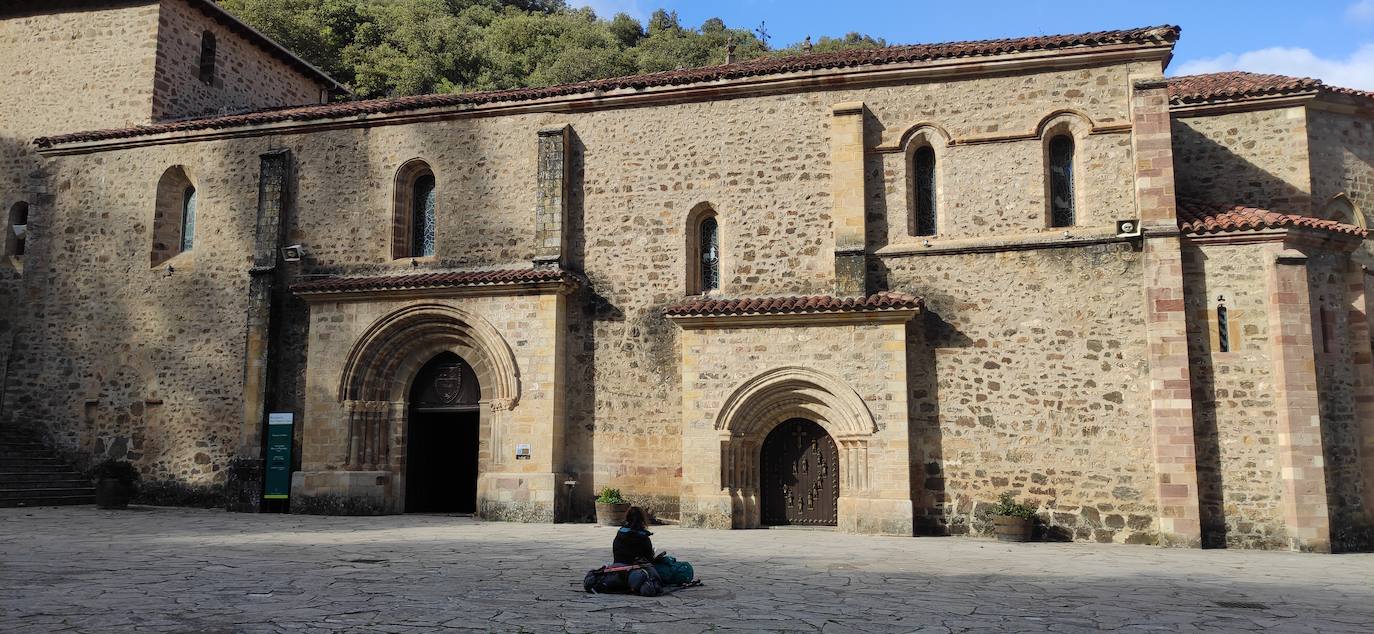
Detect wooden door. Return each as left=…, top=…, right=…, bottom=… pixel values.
left=761, top=418, right=838, bottom=526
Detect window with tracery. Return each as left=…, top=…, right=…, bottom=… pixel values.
left=1048, top=134, right=1075, bottom=228
left=699, top=216, right=719, bottom=292
left=913, top=145, right=937, bottom=236
left=411, top=174, right=436, bottom=257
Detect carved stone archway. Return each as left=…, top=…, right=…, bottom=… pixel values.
left=335, top=303, right=519, bottom=473
left=713, top=367, right=878, bottom=528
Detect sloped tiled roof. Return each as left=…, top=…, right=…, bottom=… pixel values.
left=665, top=292, right=923, bottom=318
left=1167, top=71, right=1374, bottom=106
left=34, top=25, right=1179, bottom=148
left=292, top=268, right=573, bottom=295
left=1177, top=200, right=1367, bottom=237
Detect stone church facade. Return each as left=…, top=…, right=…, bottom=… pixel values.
left=4, top=1, right=1374, bottom=552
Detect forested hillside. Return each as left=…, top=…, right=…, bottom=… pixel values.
left=219, top=0, right=887, bottom=98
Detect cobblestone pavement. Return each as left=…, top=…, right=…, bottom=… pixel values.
left=2, top=506, right=1373, bottom=633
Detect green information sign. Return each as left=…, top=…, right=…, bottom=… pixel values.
left=264, top=412, right=294, bottom=500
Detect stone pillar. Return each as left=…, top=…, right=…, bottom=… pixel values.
left=1266, top=249, right=1331, bottom=551
left=1132, top=78, right=1202, bottom=546
left=1352, top=265, right=1374, bottom=528
left=831, top=102, right=866, bottom=297
left=534, top=124, right=570, bottom=269
left=227, top=149, right=291, bottom=513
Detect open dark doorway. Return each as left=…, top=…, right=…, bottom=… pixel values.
left=405, top=352, right=481, bottom=514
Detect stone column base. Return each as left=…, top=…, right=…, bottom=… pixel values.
left=839, top=496, right=914, bottom=536
left=290, top=470, right=393, bottom=515
left=477, top=472, right=570, bottom=522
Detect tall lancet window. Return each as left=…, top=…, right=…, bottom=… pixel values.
left=913, top=145, right=937, bottom=236
left=411, top=174, right=436, bottom=257
left=180, top=186, right=197, bottom=252
left=699, top=216, right=719, bottom=292
left=1048, top=134, right=1075, bottom=228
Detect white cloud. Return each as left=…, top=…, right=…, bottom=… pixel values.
left=568, top=0, right=647, bottom=21
left=1172, top=43, right=1374, bottom=90
left=1347, top=0, right=1374, bottom=21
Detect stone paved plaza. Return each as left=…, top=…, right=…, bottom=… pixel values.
left=2, top=507, right=1373, bottom=633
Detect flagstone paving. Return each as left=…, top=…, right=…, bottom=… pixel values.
left=2, top=506, right=1372, bottom=633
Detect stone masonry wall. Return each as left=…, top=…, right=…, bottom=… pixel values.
left=0, top=2, right=161, bottom=137
left=4, top=138, right=264, bottom=484
left=1183, top=242, right=1286, bottom=549
left=1306, top=250, right=1370, bottom=547
left=1307, top=109, right=1374, bottom=221
left=1171, top=107, right=1313, bottom=213
left=17, top=54, right=1170, bottom=538
left=151, top=0, right=325, bottom=121
left=677, top=319, right=913, bottom=534
left=881, top=242, right=1160, bottom=544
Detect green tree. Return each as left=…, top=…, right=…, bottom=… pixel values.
left=215, top=0, right=892, bottom=98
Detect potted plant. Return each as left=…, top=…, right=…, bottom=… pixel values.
left=594, top=487, right=630, bottom=526
left=989, top=492, right=1037, bottom=542
left=91, top=459, right=140, bottom=510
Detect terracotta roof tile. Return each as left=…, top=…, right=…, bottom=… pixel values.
left=1177, top=200, right=1367, bottom=237
left=291, top=268, right=573, bottom=294
left=34, top=25, right=1179, bottom=148
left=664, top=292, right=923, bottom=318
left=1167, top=71, right=1373, bottom=106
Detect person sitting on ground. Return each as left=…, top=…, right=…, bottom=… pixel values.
left=613, top=506, right=655, bottom=564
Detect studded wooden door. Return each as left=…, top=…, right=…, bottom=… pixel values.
left=761, top=418, right=838, bottom=526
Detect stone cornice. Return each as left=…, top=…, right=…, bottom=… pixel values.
left=1168, top=93, right=1316, bottom=117
left=668, top=309, right=919, bottom=329
left=293, top=268, right=579, bottom=303
left=36, top=45, right=1173, bottom=156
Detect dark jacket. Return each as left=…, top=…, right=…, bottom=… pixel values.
left=612, top=526, right=654, bottom=564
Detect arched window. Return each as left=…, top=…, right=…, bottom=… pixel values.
left=180, top=186, right=197, bottom=252
left=700, top=216, right=719, bottom=292
left=913, top=145, right=937, bottom=236
left=152, top=165, right=196, bottom=267
left=392, top=159, right=437, bottom=259
left=686, top=203, right=719, bottom=294
left=8, top=201, right=28, bottom=258
left=411, top=174, right=436, bottom=257
left=1048, top=134, right=1075, bottom=228
left=198, top=31, right=217, bottom=84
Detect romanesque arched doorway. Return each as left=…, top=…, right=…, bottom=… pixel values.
left=405, top=351, right=481, bottom=513
left=760, top=418, right=839, bottom=526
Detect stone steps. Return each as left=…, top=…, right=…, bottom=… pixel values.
left=0, top=427, right=94, bottom=508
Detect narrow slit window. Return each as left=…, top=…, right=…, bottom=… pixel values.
left=180, top=186, right=197, bottom=252
left=699, top=216, right=719, bottom=292
left=1048, top=135, right=1075, bottom=228
left=1320, top=307, right=1333, bottom=354
left=10, top=202, right=28, bottom=258
left=914, top=146, right=937, bottom=236
left=198, top=32, right=217, bottom=84
left=1216, top=305, right=1229, bottom=353
left=411, top=174, right=436, bottom=257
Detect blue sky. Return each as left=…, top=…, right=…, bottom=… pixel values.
left=572, top=0, right=1374, bottom=89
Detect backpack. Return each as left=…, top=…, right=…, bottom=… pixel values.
left=651, top=555, right=694, bottom=586
left=583, top=563, right=661, bottom=596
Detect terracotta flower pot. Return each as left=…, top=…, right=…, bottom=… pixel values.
left=993, top=515, right=1033, bottom=542
left=95, top=478, right=132, bottom=510
left=595, top=502, right=630, bottom=526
